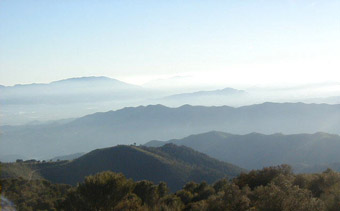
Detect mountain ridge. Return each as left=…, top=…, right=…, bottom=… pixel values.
left=162, top=87, right=246, bottom=99
left=0, top=76, right=136, bottom=88
left=25, top=144, right=245, bottom=191
left=145, top=131, right=340, bottom=171
left=3, top=102, right=340, bottom=159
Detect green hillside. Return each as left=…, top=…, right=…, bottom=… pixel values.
left=2, top=144, right=244, bottom=191
left=1, top=160, right=69, bottom=180
left=1, top=162, right=42, bottom=180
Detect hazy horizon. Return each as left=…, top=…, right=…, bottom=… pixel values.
left=3, top=74, right=340, bottom=89
left=1, top=0, right=340, bottom=87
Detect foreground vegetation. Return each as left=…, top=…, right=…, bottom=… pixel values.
left=1, top=164, right=340, bottom=210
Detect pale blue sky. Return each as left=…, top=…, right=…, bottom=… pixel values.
left=0, top=0, right=339, bottom=86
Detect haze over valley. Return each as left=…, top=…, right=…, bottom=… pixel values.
left=2, top=1, right=340, bottom=210
left=3, top=76, right=340, bottom=126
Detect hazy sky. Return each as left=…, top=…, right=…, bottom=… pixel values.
left=0, top=0, right=340, bottom=86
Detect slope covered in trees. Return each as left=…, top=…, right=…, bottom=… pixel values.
left=2, top=144, right=244, bottom=191
left=145, top=131, right=340, bottom=171
left=1, top=178, right=70, bottom=211
left=2, top=165, right=340, bottom=210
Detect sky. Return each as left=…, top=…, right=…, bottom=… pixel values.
left=0, top=0, right=340, bottom=87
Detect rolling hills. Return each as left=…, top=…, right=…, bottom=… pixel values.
left=145, top=131, right=340, bottom=171
left=1, top=144, right=244, bottom=191
left=0, top=103, right=340, bottom=159
left=2, top=102, right=340, bottom=160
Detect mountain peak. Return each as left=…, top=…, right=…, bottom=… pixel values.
left=188, top=131, right=232, bottom=139
left=4, top=76, right=131, bottom=88
left=50, top=76, right=122, bottom=84
left=36, top=144, right=243, bottom=191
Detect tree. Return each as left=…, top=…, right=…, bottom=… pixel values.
left=59, top=171, right=134, bottom=211
left=207, top=183, right=250, bottom=211
left=157, top=182, right=170, bottom=198
left=133, top=180, right=158, bottom=207
left=113, top=193, right=145, bottom=211
left=253, top=175, right=325, bottom=211
left=235, top=164, right=293, bottom=190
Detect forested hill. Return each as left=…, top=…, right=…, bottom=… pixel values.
left=3, top=102, right=340, bottom=160
left=145, top=131, right=340, bottom=171
left=5, top=144, right=244, bottom=191
left=3, top=165, right=340, bottom=210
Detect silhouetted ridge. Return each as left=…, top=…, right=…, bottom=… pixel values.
left=4, top=102, right=340, bottom=159
left=34, top=144, right=243, bottom=191
left=145, top=131, right=340, bottom=171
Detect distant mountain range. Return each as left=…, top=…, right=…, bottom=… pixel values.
left=293, top=162, right=340, bottom=173
left=145, top=131, right=340, bottom=172
left=2, top=144, right=244, bottom=191
left=2, top=102, right=340, bottom=160
left=0, top=76, right=149, bottom=125
left=50, top=152, right=85, bottom=161
left=0, top=76, right=141, bottom=105
left=163, top=88, right=246, bottom=100
left=156, top=88, right=248, bottom=107
left=0, top=76, right=249, bottom=125
left=3, top=76, right=340, bottom=125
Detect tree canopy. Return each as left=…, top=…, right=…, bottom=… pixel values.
left=2, top=165, right=340, bottom=210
